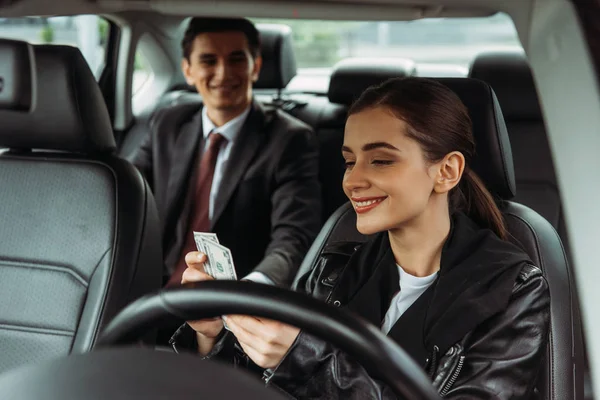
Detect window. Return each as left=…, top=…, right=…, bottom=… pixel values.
left=133, top=50, right=153, bottom=96
left=252, top=13, right=522, bottom=92
left=0, top=16, right=110, bottom=79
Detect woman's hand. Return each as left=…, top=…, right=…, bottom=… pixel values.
left=182, top=251, right=224, bottom=354
left=224, top=315, right=300, bottom=369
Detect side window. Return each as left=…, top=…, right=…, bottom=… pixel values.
left=133, top=49, right=154, bottom=97
left=131, top=33, right=171, bottom=116
left=0, top=15, right=111, bottom=79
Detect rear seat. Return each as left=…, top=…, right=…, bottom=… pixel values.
left=468, top=52, right=567, bottom=240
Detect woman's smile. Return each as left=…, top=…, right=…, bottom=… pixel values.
left=351, top=196, right=387, bottom=214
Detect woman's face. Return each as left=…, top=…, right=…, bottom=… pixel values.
left=342, top=107, right=446, bottom=235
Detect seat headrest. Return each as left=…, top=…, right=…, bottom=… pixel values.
left=469, top=51, right=542, bottom=120
left=255, top=24, right=297, bottom=89
left=0, top=39, right=35, bottom=112
left=0, top=45, right=116, bottom=153
left=435, top=78, right=516, bottom=200
left=328, top=58, right=416, bottom=105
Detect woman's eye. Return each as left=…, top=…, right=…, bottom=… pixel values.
left=344, top=161, right=355, bottom=169
left=372, top=160, right=394, bottom=166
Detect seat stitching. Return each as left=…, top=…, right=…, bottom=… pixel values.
left=0, top=323, right=74, bottom=337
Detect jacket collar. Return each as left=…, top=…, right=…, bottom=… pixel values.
left=333, top=212, right=530, bottom=356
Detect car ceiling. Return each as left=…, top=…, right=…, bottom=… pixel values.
left=0, top=0, right=538, bottom=49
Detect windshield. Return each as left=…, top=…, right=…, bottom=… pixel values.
left=252, top=12, right=522, bottom=92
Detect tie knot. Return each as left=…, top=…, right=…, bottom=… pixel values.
left=207, top=131, right=226, bottom=150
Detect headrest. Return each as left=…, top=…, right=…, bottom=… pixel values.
left=436, top=78, right=516, bottom=200
left=328, top=58, right=416, bottom=105
left=469, top=51, right=542, bottom=120
left=0, top=39, right=35, bottom=112
left=255, top=24, right=297, bottom=89
left=0, top=45, right=115, bottom=153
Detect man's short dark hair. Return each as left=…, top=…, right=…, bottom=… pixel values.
left=181, top=17, right=261, bottom=60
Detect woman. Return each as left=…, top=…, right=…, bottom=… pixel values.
left=171, top=77, right=550, bottom=399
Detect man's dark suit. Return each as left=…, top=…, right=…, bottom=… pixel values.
left=132, top=99, right=322, bottom=287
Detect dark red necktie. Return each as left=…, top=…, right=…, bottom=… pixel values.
left=167, top=132, right=226, bottom=287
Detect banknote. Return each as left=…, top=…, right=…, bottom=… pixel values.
left=191, top=232, right=236, bottom=330
left=193, top=231, right=219, bottom=247
left=198, top=237, right=238, bottom=281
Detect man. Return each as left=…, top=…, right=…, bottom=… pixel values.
left=132, top=17, right=321, bottom=289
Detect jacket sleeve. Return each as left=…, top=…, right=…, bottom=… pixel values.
left=440, top=266, right=550, bottom=399
left=131, top=131, right=153, bottom=184
left=267, top=266, right=550, bottom=400
left=252, top=124, right=322, bottom=287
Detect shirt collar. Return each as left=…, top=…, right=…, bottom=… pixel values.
left=202, top=104, right=252, bottom=144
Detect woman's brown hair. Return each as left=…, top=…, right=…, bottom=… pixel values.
left=348, top=77, right=507, bottom=239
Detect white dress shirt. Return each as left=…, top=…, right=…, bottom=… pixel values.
left=201, top=106, right=273, bottom=286
left=381, top=265, right=438, bottom=334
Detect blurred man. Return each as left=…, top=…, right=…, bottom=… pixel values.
left=132, top=17, right=321, bottom=289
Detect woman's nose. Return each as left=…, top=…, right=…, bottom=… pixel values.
left=343, top=163, right=369, bottom=192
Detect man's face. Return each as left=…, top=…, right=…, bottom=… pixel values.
left=182, top=31, right=261, bottom=115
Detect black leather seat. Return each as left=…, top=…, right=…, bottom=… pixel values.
left=295, top=75, right=583, bottom=400
left=469, top=52, right=567, bottom=239
left=0, top=42, right=162, bottom=374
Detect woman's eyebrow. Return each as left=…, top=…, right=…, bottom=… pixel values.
left=361, top=142, right=400, bottom=152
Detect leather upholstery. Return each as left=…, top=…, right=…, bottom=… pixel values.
left=0, top=43, right=162, bottom=374
left=469, top=51, right=542, bottom=120
left=254, top=24, right=297, bottom=89
left=503, top=202, right=583, bottom=400
left=0, top=45, right=115, bottom=153
left=0, top=39, right=35, bottom=112
left=297, top=74, right=581, bottom=399
left=468, top=51, right=567, bottom=253
left=327, top=58, right=416, bottom=105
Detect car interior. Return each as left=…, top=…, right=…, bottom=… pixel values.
left=0, top=0, right=599, bottom=399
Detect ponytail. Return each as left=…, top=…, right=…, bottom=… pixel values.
left=453, top=168, right=507, bottom=239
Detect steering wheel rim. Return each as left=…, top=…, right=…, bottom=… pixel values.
left=97, top=281, right=441, bottom=399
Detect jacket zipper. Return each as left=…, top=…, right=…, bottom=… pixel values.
left=427, top=345, right=440, bottom=378
left=440, top=355, right=465, bottom=396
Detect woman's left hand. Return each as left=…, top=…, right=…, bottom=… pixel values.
left=224, top=315, right=300, bottom=369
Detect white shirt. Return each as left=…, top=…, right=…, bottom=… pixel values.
left=381, top=265, right=438, bottom=334
left=201, top=106, right=273, bottom=286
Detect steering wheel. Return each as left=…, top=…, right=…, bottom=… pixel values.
left=95, top=281, right=441, bottom=399
left=0, top=281, right=441, bottom=399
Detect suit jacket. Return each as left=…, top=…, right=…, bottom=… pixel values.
left=131, top=99, right=322, bottom=287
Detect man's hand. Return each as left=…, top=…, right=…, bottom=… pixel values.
left=224, top=315, right=300, bottom=369
left=182, top=251, right=224, bottom=354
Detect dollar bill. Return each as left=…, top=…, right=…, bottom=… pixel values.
left=200, top=238, right=238, bottom=281
left=193, top=231, right=219, bottom=246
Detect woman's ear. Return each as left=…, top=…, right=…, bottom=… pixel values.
left=433, top=151, right=465, bottom=194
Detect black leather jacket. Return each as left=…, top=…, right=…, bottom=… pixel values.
left=171, top=214, right=550, bottom=399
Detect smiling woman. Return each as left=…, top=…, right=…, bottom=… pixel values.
left=173, top=76, right=550, bottom=400
left=344, top=77, right=505, bottom=239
